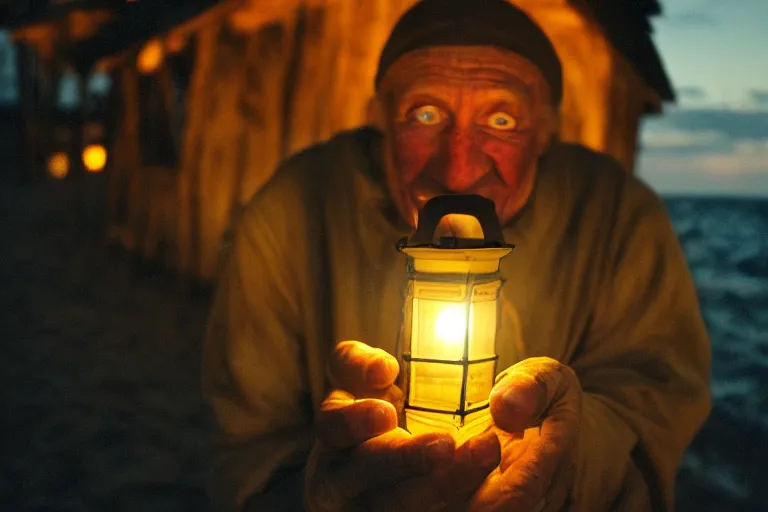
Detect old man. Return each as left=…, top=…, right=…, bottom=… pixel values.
left=203, top=0, right=711, bottom=510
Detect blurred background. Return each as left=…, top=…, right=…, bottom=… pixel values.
left=0, top=0, right=765, bottom=511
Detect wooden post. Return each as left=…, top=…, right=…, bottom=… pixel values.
left=16, top=43, right=40, bottom=183
left=237, top=17, right=298, bottom=205
left=177, top=25, right=218, bottom=283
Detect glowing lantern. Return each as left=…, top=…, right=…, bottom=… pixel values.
left=48, top=152, right=70, bottom=179
left=82, top=144, right=107, bottom=173
left=137, top=39, right=165, bottom=74
left=396, top=195, right=514, bottom=445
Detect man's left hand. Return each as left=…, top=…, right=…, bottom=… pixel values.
left=470, top=357, right=582, bottom=512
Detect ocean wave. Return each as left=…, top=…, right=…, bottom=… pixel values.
left=666, top=197, right=768, bottom=510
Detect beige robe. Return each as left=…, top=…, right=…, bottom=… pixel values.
left=202, top=127, right=711, bottom=511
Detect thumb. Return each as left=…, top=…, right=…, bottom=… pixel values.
left=328, top=340, right=400, bottom=396
left=489, top=357, right=580, bottom=433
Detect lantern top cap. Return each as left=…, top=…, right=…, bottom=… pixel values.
left=397, top=194, right=515, bottom=252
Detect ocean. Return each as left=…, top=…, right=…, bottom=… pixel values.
left=666, top=197, right=768, bottom=511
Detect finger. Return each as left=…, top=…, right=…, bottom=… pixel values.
left=328, top=340, right=400, bottom=395
left=317, top=390, right=398, bottom=449
left=355, top=430, right=500, bottom=512
left=438, top=429, right=501, bottom=500
left=368, top=382, right=405, bottom=409
left=317, top=429, right=456, bottom=508
left=365, top=476, right=449, bottom=512
left=540, top=457, right=573, bottom=512
left=469, top=426, right=571, bottom=511
left=489, top=357, right=580, bottom=434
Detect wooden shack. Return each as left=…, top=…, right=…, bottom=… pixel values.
left=8, top=0, right=675, bottom=284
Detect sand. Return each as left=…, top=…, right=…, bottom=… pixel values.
left=0, top=178, right=215, bottom=511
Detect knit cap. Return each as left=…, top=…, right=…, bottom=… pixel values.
left=375, top=0, right=563, bottom=105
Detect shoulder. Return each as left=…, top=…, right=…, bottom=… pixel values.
left=229, top=128, right=375, bottom=250
left=539, top=141, right=665, bottom=220
left=240, top=128, right=372, bottom=218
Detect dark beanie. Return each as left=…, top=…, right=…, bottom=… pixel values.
left=375, top=0, right=563, bottom=106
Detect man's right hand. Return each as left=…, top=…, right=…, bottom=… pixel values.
left=305, top=340, right=501, bottom=512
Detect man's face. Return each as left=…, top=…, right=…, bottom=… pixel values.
left=377, top=46, right=555, bottom=228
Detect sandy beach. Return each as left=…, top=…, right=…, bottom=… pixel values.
left=0, top=178, right=215, bottom=511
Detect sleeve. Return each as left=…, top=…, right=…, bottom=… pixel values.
left=569, top=191, right=712, bottom=510
left=202, top=170, right=314, bottom=512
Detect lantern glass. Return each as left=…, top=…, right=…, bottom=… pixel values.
left=398, top=248, right=510, bottom=445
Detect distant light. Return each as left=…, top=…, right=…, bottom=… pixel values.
left=82, top=144, right=107, bottom=173
left=137, top=39, right=165, bottom=74
left=57, top=72, right=82, bottom=111
left=87, top=72, right=112, bottom=96
left=48, top=152, right=70, bottom=179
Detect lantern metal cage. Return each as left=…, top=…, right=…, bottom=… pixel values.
left=396, top=194, right=514, bottom=444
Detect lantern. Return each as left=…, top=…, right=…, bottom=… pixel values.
left=396, top=195, right=514, bottom=445
left=82, top=144, right=107, bottom=173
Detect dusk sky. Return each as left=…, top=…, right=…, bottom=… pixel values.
left=637, top=0, right=768, bottom=196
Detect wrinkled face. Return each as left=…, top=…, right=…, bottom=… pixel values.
left=377, top=46, right=555, bottom=227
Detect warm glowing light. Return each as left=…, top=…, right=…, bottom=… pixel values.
left=433, top=303, right=468, bottom=347
left=137, top=39, right=165, bottom=74
left=398, top=195, right=513, bottom=445
left=402, top=254, right=510, bottom=445
left=82, top=144, right=107, bottom=173
left=48, top=152, right=69, bottom=179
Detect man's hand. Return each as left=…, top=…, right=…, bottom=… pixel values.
left=470, top=357, right=582, bottom=512
left=305, top=340, right=502, bottom=512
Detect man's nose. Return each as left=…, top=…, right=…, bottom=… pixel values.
left=432, top=126, right=491, bottom=193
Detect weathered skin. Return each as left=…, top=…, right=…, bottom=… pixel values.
left=306, top=340, right=582, bottom=511
left=375, top=46, right=556, bottom=227
left=305, top=47, right=580, bottom=512
left=306, top=341, right=503, bottom=511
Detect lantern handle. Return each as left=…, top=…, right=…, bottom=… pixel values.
left=405, top=194, right=508, bottom=247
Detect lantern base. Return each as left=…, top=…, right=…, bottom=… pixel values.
left=405, top=407, right=492, bottom=446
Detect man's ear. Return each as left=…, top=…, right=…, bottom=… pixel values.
left=365, top=94, right=386, bottom=130
left=536, top=103, right=560, bottom=149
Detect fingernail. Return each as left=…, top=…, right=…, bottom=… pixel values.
left=425, top=437, right=455, bottom=465
left=385, top=356, right=400, bottom=379
left=493, top=385, right=536, bottom=416
left=365, top=352, right=397, bottom=388
left=490, top=384, right=539, bottom=434
left=363, top=403, right=392, bottom=435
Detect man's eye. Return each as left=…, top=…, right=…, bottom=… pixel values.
left=487, top=112, right=517, bottom=131
left=412, top=105, right=443, bottom=125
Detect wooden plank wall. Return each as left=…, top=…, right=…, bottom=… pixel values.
left=177, top=0, right=418, bottom=282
